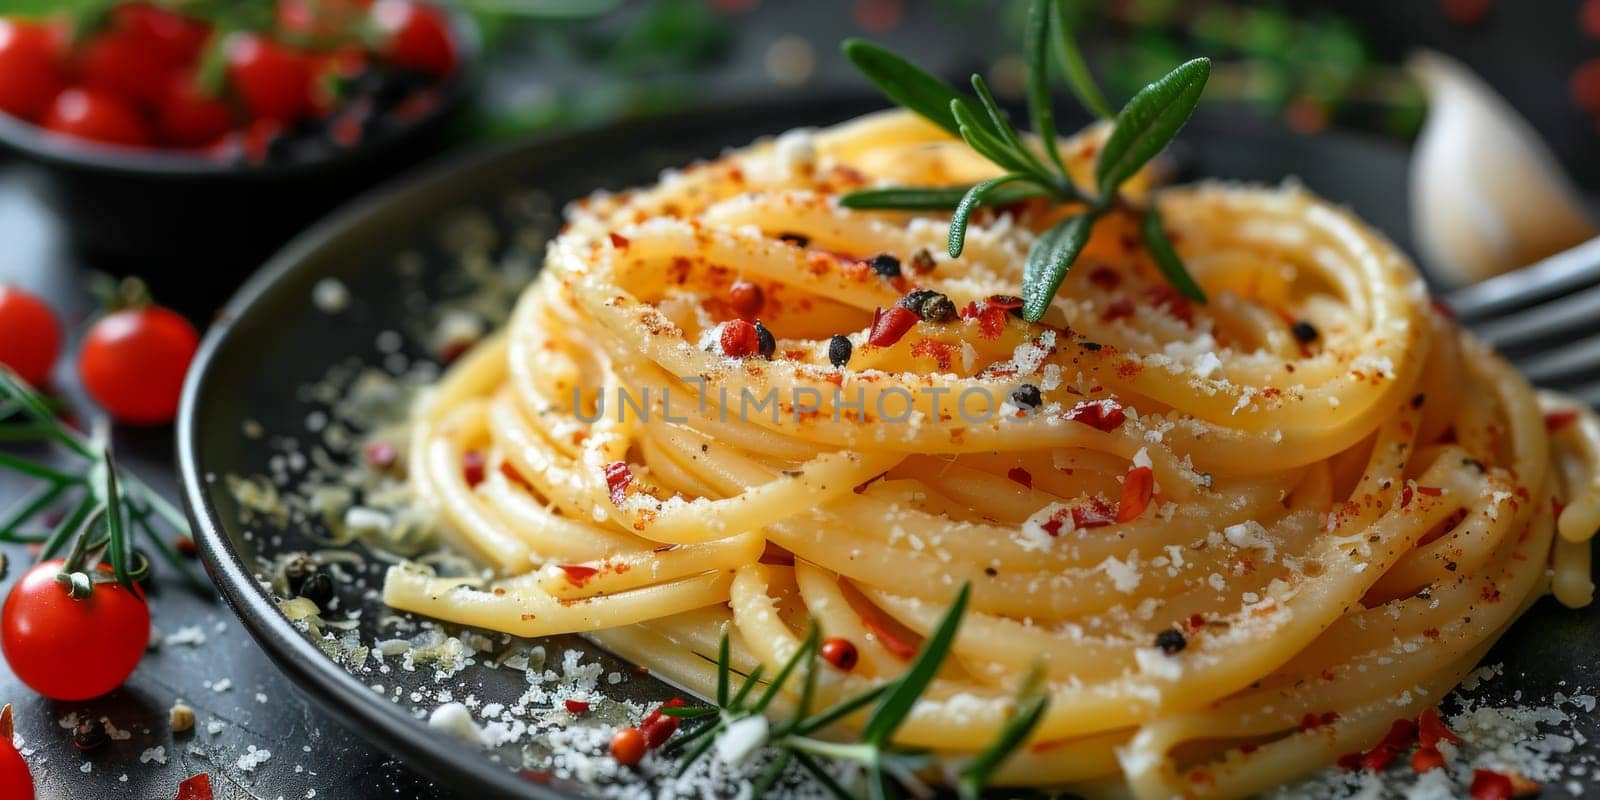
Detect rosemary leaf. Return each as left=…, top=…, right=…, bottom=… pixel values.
left=1094, top=57, right=1210, bottom=199
left=843, top=39, right=979, bottom=138
left=792, top=752, right=856, bottom=800
left=949, top=174, right=1033, bottom=258
left=951, top=100, right=1038, bottom=177
left=956, top=694, right=1049, bottom=799
left=659, top=705, right=717, bottom=719
left=752, top=750, right=793, bottom=796
left=860, top=583, right=971, bottom=746
left=969, top=75, right=1051, bottom=179
left=1021, top=211, right=1099, bottom=322
left=1027, top=0, right=1067, bottom=172
left=0, top=482, right=65, bottom=535
left=717, top=631, right=732, bottom=707
left=1141, top=199, right=1207, bottom=303
left=840, top=184, right=1051, bottom=211
left=1050, top=0, right=1113, bottom=120
left=729, top=663, right=767, bottom=710
left=794, top=683, right=892, bottom=737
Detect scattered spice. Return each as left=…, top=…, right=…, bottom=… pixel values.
left=640, top=699, right=684, bottom=749
left=175, top=774, right=213, bottom=800
left=1065, top=398, right=1126, bottom=432
left=728, top=281, right=764, bottom=316
left=897, top=289, right=956, bottom=322
left=72, top=719, right=108, bottom=751
left=558, top=564, right=600, bottom=586
left=1339, top=718, right=1418, bottom=772
left=462, top=450, right=486, bottom=488
left=867, top=306, right=919, bottom=347
left=1469, top=768, right=1541, bottom=800
left=1291, top=320, right=1319, bottom=343
left=283, top=554, right=318, bottom=596
left=778, top=232, right=810, bottom=248
left=603, top=461, right=632, bottom=506
left=909, top=248, right=936, bottom=274
left=720, top=319, right=761, bottom=357
left=1006, top=467, right=1033, bottom=488
left=169, top=702, right=195, bottom=734
left=364, top=441, right=398, bottom=470
left=1154, top=628, right=1187, bottom=655
left=820, top=637, right=859, bottom=671
left=869, top=253, right=902, bottom=278
left=827, top=334, right=853, bottom=368
left=753, top=321, right=777, bottom=359
left=610, top=727, right=646, bottom=766
left=175, top=535, right=197, bottom=556
left=1117, top=466, right=1154, bottom=522
left=1072, top=497, right=1117, bottom=529
left=860, top=614, right=918, bottom=660
left=564, top=698, right=590, bottom=714
left=1010, top=384, right=1042, bottom=410
left=297, top=572, right=334, bottom=609
left=1545, top=409, right=1580, bottom=431
left=608, top=232, right=630, bottom=249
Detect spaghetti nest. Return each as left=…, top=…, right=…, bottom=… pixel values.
left=385, top=110, right=1600, bottom=798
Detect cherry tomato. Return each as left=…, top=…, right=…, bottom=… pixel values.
left=0, top=705, right=32, bottom=799
left=225, top=33, right=311, bottom=122
left=78, top=29, right=181, bottom=108
left=110, top=2, right=210, bottom=65
left=1, top=560, right=150, bottom=701
left=306, top=45, right=369, bottom=115
left=78, top=305, right=198, bottom=425
left=0, top=285, right=62, bottom=387
left=0, top=19, right=66, bottom=122
left=158, top=70, right=234, bottom=148
left=41, top=88, right=152, bottom=148
left=372, top=0, right=457, bottom=77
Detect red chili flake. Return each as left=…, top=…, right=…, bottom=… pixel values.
left=1470, top=769, right=1538, bottom=800
left=820, top=637, right=859, bottom=671
left=1006, top=467, right=1033, bottom=488
left=1545, top=409, right=1580, bottom=431
left=565, top=698, right=591, bottom=714
left=1102, top=297, right=1135, bottom=322
left=175, top=536, right=198, bottom=556
left=1412, top=746, right=1446, bottom=773
left=640, top=705, right=681, bottom=749
left=975, top=304, right=1009, bottom=338
left=860, top=614, right=918, bottom=660
left=1117, top=466, right=1154, bottom=523
left=1297, top=711, right=1339, bottom=732
left=604, top=461, right=632, bottom=506
left=867, top=305, right=919, bottom=347
left=986, top=294, right=1024, bottom=310
left=1418, top=707, right=1462, bottom=748
left=462, top=451, right=486, bottom=488
left=1145, top=285, right=1193, bottom=325
left=728, top=280, right=764, bottom=317
left=1239, top=743, right=1259, bottom=754
left=720, top=319, right=761, bottom=357
left=609, top=232, right=630, bottom=249
left=1346, top=718, right=1418, bottom=772
left=958, top=300, right=981, bottom=320
left=1401, top=485, right=1414, bottom=508
left=1416, top=486, right=1443, bottom=497
left=176, top=774, right=214, bottom=800
left=1065, top=399, right=1127, bottom=432
left=500, top=461, right=534, bottom=492
left=1088, top=266, right=1120, bottom=290
left=1185, top=613, right=1206, bottom=631
left=558, top=564, right=600, bottom=586
left=1072, top=497, right=1116, bottom=529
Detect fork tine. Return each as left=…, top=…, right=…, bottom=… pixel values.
left=1471, top=280, right=1600, bottom=359
left=1447, top=236, right=1600, bottom=323
left=1514, top=335, right=1600, bottom=388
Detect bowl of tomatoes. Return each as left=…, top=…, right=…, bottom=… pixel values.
left=0, top=0, right=474, bottom=298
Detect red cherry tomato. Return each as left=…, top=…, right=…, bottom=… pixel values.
left=78, top=29, right=181, bottom=108
left=1, top=560, right=150, bottom=701
left=225, top=32, right=311, bottom=122
left=0, top=734, right=31, bottom=800
left=110, top=2, right=211, bottom=64
left=0, top=20, right=66, bottom=122
left=41, top=88, right=151, bottom=148
left=78, top=305, right=198, bottom=425
left=158, top=71, right=234, bottom=148
left=372, top=0, right=457, bottom=77
left=0, top=285, right=62, bottom=387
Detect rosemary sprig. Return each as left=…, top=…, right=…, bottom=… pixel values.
left=0, top=367, right=212, bottom=596
left=840, top=0, right=1211, bottom=322
left=662, top=583, right=1048, bottom=798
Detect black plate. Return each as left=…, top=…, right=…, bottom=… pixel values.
left=176, top=97, right=1597, bottom=798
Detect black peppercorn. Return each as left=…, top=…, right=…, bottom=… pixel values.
left=1154, top=628, right=1187, bottom=655
left=72, top=720, right=108, bottom=751
left=778, top=232, right=810, bottom=248
left=909, top=248, right=936, bottom=274
left=896, top=289, right=956, bottom=323
left=1010, top=384, right=1042, bottom=410
left=1291, top=320, right=1319, bottom=343
left=754, top=321, right=776, bottom=359
left=869, top=253, right=901, bottom=278
left=297, top=572, right=335, bottom=610
left=283, top=554, right=318, bottom=596
left=828, top=334, right=852, bottom=368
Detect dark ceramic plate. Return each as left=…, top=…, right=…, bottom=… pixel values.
left=176, top=98, right=1600, bottom=799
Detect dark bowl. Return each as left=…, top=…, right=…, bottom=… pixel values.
left=0, top=13, right=479, bottom=303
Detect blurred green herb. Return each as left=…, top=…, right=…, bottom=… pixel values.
left=841, top=0, right=1209, bottom=322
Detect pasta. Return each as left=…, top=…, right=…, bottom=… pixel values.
left=383, top=110, right=1600, bottom=798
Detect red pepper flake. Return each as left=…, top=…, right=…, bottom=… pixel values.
left=1240, top=743, right=1259, bottom=754
left=1401, top=485, right=1414, bottom=508
left=565, top=698, right=591, bottom=714
left=604, top=461, right=632, bottom=505
left=1006, top=467, right=1033, bottom=488
left=728, top=280, right=764, bottom=317
left=558, top=564, right=599, bottom=586
left=1185, top=612, right=1206, bottom=631
left=1418, top=707, right=1462, bottom=748
left=720, top=319, right=761, bottom=357
left=608, top=232, right=630, bottom=249
left=1065, top=399, right=1127, bottom=432
left=176, top=774, right=214, bottom=800
left=860, top=614, right=918, bottom=660
left=958, top=300, right=981, bottom=320
left=868, top=305, right=919, bottom=347
left=820, top=637, right=859, bottom=671
left=976, top=304, right=1009, bottom=338
left=1103, top=297, right=1135, bottom=322
left=499, top=461, right=534, bottom=492
left=462, top=451, right=486, bottom=488
left=640, top=700, right=683, bottom=749
left=1344, top=718, right=1418, bottom=772
left=1297, top=711, right=1339, bottom=732
left=1545, top=409, right=1580, bottom=431
left=1088, top=266, right=1120, bottom=290
left=1469, top=769, right=1540, bottom=800
left=1117, top=466, right=1154, bottom=523
left=1146, top=285, right=1193, bottom=325
left=986, top=294, right=1024, bottom=310
left=364, top=441, right=398, bottom=470
left=1412, top=746, right=1446, bottom=773
left=1416, top=486, right=1443, bottom=497
left=175, top=535, right=198, bottom=556
left=1073, top=497, right=1116, bottom=529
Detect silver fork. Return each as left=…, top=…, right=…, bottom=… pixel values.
left=1448, top=236, right=1600, bottom=405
